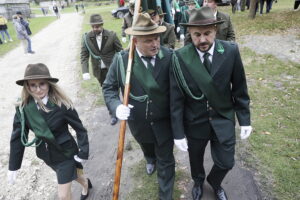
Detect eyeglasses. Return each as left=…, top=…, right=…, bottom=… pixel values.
left=28, top=81, right=48, bottom=92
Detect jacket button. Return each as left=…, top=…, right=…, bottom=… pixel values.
left=149, top=100, right=152, bottom=103
left=150, top=112, right=153, bottom=115
left=209, top=117, right=212, bottom=120
left=209, top=107, right=212, bottom=110
left=150, top=122, right=154, bottom=125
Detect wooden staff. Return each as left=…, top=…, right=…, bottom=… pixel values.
left=112, top=0, right=141, bottom=199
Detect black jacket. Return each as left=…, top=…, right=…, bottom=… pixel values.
left=102, top=47, right=174, bottom=145
left=9, top=102, right=89, bottom=170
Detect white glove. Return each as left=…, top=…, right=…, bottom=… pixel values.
left=171, top=8, right=175, bottom=15
left=116, top=104, right=133, bottom=120
left=74, top=155, right=83, bottom=163
left=176, top=27, right=180, bottom=33
left=180, top=34, right=185, bottom=41
left=174, top=138, right=188, bottom=152
left=82, top=73, right=91, bottom=80
left=121, top=37, right=127, bottom=43
left=7, top=170, right=17, bottom=185
left=240, top=126, right=253, bottom=140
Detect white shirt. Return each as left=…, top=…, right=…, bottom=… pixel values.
left=96, top=33, right=107, bottom=69
left=136, top=48, right=156, bottom=68
left=96, top=33, right=102, bottom=50
left=196, top=42, right=215, bottom=63
left=214, top=11, right=217, bottom=20
left=35, top=95, right=49, bottom=109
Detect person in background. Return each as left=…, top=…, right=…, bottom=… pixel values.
left=295, top=0, right=300, bottom=10
left=179, top=0, right=197, bottom=43
left=16, top=11, right=32, bottom=36
left=0, top=15, right=13, bottom=43
left=80, top=14, right=123, bottom=125
left=12, top=15, right=34, bottom=54
left=203, top=0, right=236, bottom=41
left=121, top=0, right=134, bottom=43
left=147, top=7, right=176, bottom=49
left=53, top=5, right=61, bottom=19
left=8, top=63, right=91, bottom=200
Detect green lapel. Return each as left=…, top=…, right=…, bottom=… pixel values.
left=176, top=43, right=234, bottom=121
left=132, top=51, right=168, bottom=110
left=211, top=40, right=226, bottom=77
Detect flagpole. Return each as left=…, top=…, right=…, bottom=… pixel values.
left=112, top=1, right=141, bottom=199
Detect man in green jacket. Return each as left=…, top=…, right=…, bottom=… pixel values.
left=147, top=7, right=176, bottom=49
left=170, top=7, right=251, bottom=200
left=81, top=14, right=123, bottom=125
left=121, top=0, right=134, bottom=43
left=203, top=0, right=236, bottom=41
left=103, top=13, right=175, bottom=200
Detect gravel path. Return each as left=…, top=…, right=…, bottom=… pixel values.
left=240, top=28, right=300, bottom=63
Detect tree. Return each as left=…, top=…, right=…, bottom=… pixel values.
left=249, top=0, right=259, bottom=19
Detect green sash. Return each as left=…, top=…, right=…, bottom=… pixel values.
left=132, top=52, right=168, bottom=110
left=83, top=33, right=101, bottom=60
left=19, top=99, right=73, bottom=158
left=175, top=44, right=234, bottom=121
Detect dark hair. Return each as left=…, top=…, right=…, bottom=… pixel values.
left=16, top=11, right=22, bottom=15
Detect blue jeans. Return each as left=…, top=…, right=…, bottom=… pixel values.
left=26, top=36, right=33, bottom=52
left=0, top=29, right=12, bottom=41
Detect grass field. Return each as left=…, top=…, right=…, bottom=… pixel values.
left=0, top=17, right=56, bottom=56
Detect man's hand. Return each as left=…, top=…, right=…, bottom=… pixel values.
left=180, top=34, right=185, bottom=41
left=121, top=37, right=127, bottom=43
left=174, top=138, right=188, bottom=152
left=7, top=170, right=17, bottom=185
left=74, top=155, right=83, bottom=163
left=82, top=73, right=91, bottom=80
left=176, top=27, right=180, bottom=33
left=240, top=126, right=253, bottom=140
left=116, top=104, right=133, bottom=120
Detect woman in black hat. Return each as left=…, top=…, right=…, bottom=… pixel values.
left=8, top=63, right=92, bottom=200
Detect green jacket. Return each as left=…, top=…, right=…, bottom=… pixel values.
left=121, top=12, right=133, bottom=37
left=81, top=29, right=123, bottom=84
left=102, top=47, right=174, bottom=145
left=161, top=21, right=176, bottom=49
left=170, top=40, right=250, bottom=144
left=9, top=103, right=89, bottom=170
left=216, top=11, right=235, bottom=42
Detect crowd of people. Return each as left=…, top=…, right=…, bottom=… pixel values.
left=5, top=1, right=256, bottom=200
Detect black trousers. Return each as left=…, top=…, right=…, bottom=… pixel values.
left=139, top=139, right=175, bottom=200
left=187, top=129, right=235, bottom=189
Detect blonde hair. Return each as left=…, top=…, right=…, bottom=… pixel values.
left=21, top=80, right=74, bottom=112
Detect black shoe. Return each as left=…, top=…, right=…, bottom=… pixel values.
left=110, top=117, right=118, bottom=125
left=192, top=183, right=203, bottom=200
left=28, top=51, right=35, bottom=54
left=207, top=178, right=228, bottom=200
left=81, top=178, right=93, bottom=200
left=146, top=163, right=156, bottom=175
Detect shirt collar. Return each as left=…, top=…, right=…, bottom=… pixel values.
left=35, top=95, right=49, bottom=105
left=214, top=11, right=217, bottom=19
left=196, top=42, right=215, bottom=58
left=136, top=48, right=156, bottom=60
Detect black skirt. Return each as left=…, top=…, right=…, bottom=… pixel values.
left=48, top=159, right=83, bottom=184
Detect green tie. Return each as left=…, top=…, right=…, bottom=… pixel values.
left=142, top=56, right=154, bottom=75
left=203, top=52, right=212, bottom=74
